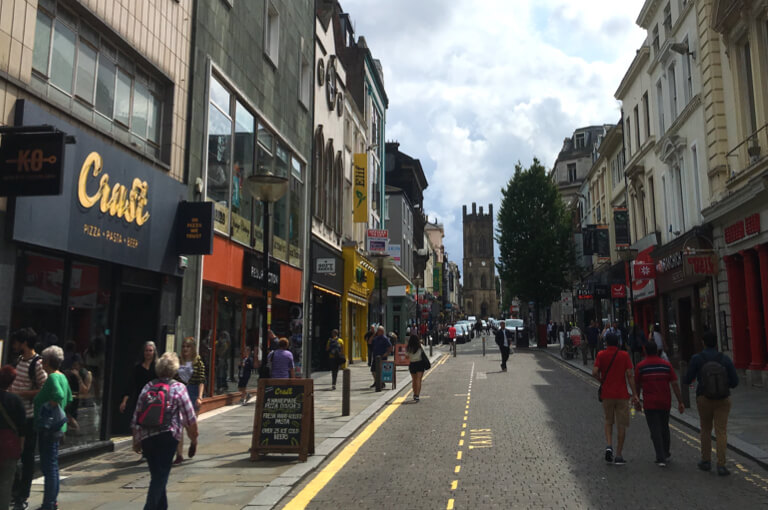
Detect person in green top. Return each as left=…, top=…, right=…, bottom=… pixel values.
left=33, top=345, right=73, bottom=510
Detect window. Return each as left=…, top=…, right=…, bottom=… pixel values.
left=656, top=80, right=665, bottom=134
left=625, top=118, right=632, bottom=157
left=264, top=1, right=280, bottom=65
left=691, top=145, right=702, bottom=218
left=740, top=41, right=758, bottom=137
left=567, top=163, right=577, bottom=182
left=32, top=1, right=165, bottom=157
left=232, top=101, right=255, bottom=244
left=663, top=3, right=672, bottom=37
left=633, top=106, right=640, bottom=149
left=642, top=92, right=651, bottom=138
left=674, top=162, right=686, bottom=232
left=668, top=64, right=678, bottom=118
left=299, top=52, right=311, bottom=107
left=648, top=176, right=657, bottom=231
left=312, top=128, right=324, bottom=219
left=683, top=38, right=693, bottom=103
left=652, top=25, right=660, bottom=55
left=574, top=133, right=585, bottom=149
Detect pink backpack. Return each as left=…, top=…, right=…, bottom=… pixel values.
left=136, top=380, right=172, bottom=429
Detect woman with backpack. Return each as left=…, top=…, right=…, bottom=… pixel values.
left=406, top=334, right=430, bottom=402
left=175, top=338, right=206, bottom=465
left=325, top=330, right=345, bottom=390
left=132, top=352, right=198, bottom=510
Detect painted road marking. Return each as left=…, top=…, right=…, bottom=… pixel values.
left=451, top=480, right=458, bottom=490
left=447, top=498, right=455, bottom=510
left=456, top=451, right=462, bottom=460
left=454, top=465, right=461, bottom=473
left=476, top=371, right=487, bottom=380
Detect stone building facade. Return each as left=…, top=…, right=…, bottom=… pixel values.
left=462, top=203, right=498, bottom=318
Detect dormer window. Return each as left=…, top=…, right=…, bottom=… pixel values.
left=574, top=133, right=586, bottom=149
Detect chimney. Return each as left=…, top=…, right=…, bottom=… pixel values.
left=472, top=203, right=476, bottom=215
left=479, top=205, right=484, bottom=215
left=489, top=204, right=493, bottom=216
left=462, top=205, right=467, bottom=217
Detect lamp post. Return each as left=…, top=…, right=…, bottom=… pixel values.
left=246, top=170, right=289, bottom=378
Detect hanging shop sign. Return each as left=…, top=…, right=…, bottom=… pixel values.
left=243, top=253, right=281, bottom=293
left=684, top=254, right=718, bottom=276
left=176, top=201, right=214, bottom=255
left=632, top=261, right=656, bottom=280
left=366, top=229, right=388, bottom=253
left=610, top=284, right=627, bottom=299
left=11, top=100, right=186, bottom=275
left=613, top=208, right=630, bottom=248
left=0, top=131, right=64, bottom=196
left=576, top=287, right=593, bottom=300
left=353, top=153, right=368, bottom=223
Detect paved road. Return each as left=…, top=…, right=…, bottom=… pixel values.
left=281, top=335, right=768, bottom=509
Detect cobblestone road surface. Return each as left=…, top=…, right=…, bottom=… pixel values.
left=282, top=335, right=768, bottom=509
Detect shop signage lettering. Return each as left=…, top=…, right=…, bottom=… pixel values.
left=725, top=214, right=761, bottom=245
left=576, top=287, right=593, bottom=300
left=78, top=152, right=150, bottom=226
left=0, top=132, right=64, bottom=196
left=656, top=251, right=683, bottom=273
left=366, top=229, right=388, bottom=253
left=613, top=208, right=630, bottom=248
left=353, top=153, right=368, bottom=223
left=685, top=254, right=717, bottom=276
left=315, top=258, right=336, bottom=274
left=611, top=284, right=627, bottom=299
left=250, top=379, right=314, bottom=462
left=176, top=201, right=214, bottom=255
left=243, top=253, right=281, bottom=292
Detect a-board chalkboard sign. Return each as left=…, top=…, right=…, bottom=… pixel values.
left=250, top=378, right=314, bottom=462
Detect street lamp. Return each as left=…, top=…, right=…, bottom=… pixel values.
left=247, top=170, right=289, bottom=378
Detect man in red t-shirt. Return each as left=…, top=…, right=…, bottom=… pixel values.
left=592, top=332, right=638, bottom=465
left=448, top=325, right=456, bottom=341
left=636, top=342, right=685, bottom=466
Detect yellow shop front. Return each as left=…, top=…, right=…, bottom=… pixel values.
left=341, top=246, right=376, bottom=362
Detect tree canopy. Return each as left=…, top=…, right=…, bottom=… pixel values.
left=496, top=158, right=576, bottom=313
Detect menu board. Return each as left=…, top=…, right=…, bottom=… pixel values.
left=250, top=379, right=314, bottom=462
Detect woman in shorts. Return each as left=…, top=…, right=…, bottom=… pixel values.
left=406, top=334, right=426, bottom=402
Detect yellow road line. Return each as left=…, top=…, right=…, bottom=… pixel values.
left=459, top=440, right=464, bottom=446
left=451, top=480, right=458, bottom=490
left=447, top=499, right=455, bottom=509
left=457, top=451, right=462, bottom=460
left=454, top=465, right=461, bottom=473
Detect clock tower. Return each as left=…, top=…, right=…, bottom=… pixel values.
left=462, top=203, right=498, bottom=318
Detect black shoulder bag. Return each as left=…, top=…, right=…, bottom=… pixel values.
left=597, top=349, right=620, bottom=402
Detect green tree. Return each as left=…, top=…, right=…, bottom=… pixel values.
left=496, top=158, right=576, bottom=334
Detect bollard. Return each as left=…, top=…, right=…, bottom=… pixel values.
left=375, top=356, right=382, bottom=392
left=680, top=360, right=690, bottom=408
left=342, top=368, right=350, bottom=416
left=453, top=340, right=457, bottom=357
left=482, top=337, right=486, bottom=357
left=429, top=338, right=433, bottom=357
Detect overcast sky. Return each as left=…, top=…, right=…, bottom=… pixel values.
left=342, top=0, right=647, bottom=278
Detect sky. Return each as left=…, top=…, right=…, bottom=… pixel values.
left=342, top=0, right=648, bottom=278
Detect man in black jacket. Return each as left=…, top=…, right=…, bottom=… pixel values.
left=494, top=321, right=512, bottom=372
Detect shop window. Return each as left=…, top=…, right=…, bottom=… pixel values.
left=207, top=101, right=233, bottom=233
left=232, top=101, right=255, bottom=245
left=245, top=297, right=263, bottom=391
left=215, top=292, right=242, bottom=395
left=199, top=287, right=216, bottom=398
left=289, top=160, right=304, bottom=265
left=32, top=0, right=166, bottom=158
left=12, top=251, right=64, bottom=339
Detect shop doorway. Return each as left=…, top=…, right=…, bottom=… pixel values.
left=311, top=290, right=339, bottom=371
left=109, top=290, right=159, bottom=435
left=678, top=297, right=694, bottom=362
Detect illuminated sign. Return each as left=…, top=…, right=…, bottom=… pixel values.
left=0, top=132, right=64, bottom=196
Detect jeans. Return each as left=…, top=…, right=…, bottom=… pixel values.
left=142, top=432, right=179, bottom=510
left=38, top=433, right=60, bottom=509
left=499, top=345, right=510, bottom=369
left=697, top=395, right=731, bottom=467
left=11, top=417, right=36, bottom=503
left=644, top=409, right=671, bottom=462
left=330, top=358, right=341, bottom=386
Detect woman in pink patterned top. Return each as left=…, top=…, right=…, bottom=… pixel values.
left=132, top=352, right=198, bottom=510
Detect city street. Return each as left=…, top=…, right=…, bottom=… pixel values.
left=281, top=334, right=768, bottom=509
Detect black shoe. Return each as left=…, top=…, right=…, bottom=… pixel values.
left=614, top=456, right=626, bottom=466
left=698, top=460, right=712, bottom=471
left=13, top=501, right=28, bottom=510
left=369, top=383, right=376, bottom=388
left=717, top=466, right=730, bottom=476
left=605, top=447, right=614, bottom=463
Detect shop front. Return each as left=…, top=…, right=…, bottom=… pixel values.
left=3, top=99, right=187, bottom=447
left=341, top=246, right=375, bottom=362
left=309, top=239, right=343, bottom=371
left=200, top=235, right=303, bottom=410
left=630, top=245, right=659, bottom=334
left=652, top=229, right=717, bottom=366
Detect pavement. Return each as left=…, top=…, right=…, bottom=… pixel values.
left=26, top=347, right=449, bottom=510
left=542, top=343, right=768, bottom=468
left=280, top=338, right=768, bottom=509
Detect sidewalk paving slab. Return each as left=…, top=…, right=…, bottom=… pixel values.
left=28, top=348, right=448, bottom=510
left=541, top=343, right=768, bottom=469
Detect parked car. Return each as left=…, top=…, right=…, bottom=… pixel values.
left=505, top=319, right=527, bottom=344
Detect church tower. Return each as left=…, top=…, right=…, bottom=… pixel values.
left=462, top=203, right=498, bottom=318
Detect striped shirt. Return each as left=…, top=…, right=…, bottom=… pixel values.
left=636, top=355, right=677, bottom=410
left=131, top=379, right=197, bottom=442
left=10, top=355, right=48, bottom=418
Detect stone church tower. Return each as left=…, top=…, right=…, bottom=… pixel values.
left=462, top=203, right=498, bottom=318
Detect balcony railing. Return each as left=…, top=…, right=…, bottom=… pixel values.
left=726, top=122, right=768, bottom=178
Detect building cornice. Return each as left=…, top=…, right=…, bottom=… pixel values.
left=615, top=46, right=651, bottom=99
left=637, top=0, right=662, bottom=28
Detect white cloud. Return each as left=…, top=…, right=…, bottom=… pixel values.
left=341, top=0, right=647, bottom=277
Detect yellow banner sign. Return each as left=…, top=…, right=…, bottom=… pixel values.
left=353, top=153, right=367, bottom=223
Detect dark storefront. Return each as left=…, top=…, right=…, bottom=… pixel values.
left=310, top=239, right=343, bottom=371
left=4, top=100, right=186, bottom=445
left=652, top=230, right=717, bottom=365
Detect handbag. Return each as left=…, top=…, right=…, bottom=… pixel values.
left=597, top=348, right=620, bottom=402
left=38, top=401, right=68, bottom=433
left=0, top=399, right=22, bottom=461
left=420, top=347, right=432, bottom=370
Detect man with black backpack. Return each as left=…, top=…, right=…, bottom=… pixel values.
left=683, top=331, right=739, bottom=476
left=9, top=328, right=47, bottom=510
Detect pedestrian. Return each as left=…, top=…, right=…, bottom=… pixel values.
left=683, top=331, right=738, bottom=476
left=34, top=345, right=73, bottom=510
left=649, top=324, right=669, bottom=361
left=364, top=325, right=375, bottom=367
left=369, top=326, right=392, bottom=389
left=494, top=321, right=512, bottom=372
left=9, top=328, right=47, bottom=510
left=448, top=324, right=456, bottom=343
left=601, top=321, right=624, bottom=350
left=406, top=334, right=429, bottom=402
left=0, top=365, right=26, bottom=510
left=636, top=342, right=685, bottom=467
left=546, top=320, right=553, bottom=344
left=326, top=329, right=345, bottom=390
left=132, top=352, right=198, bottom=510
left=237, top=345, right=254, bottom=404
left=64, top=354, right=92, bottom=432
left=176, top=338, right=206, bottom=464
left=628, top=325, right=649, bottom=366
left=267, top=338, right=295, bottom=379
left=120, top=341, right=158, bottom=416
left=586, top=320, right=600, bottom=359
left=592, top=333, right=638, bottom=466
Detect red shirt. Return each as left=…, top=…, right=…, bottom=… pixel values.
left=594, top=347, right=633, bottom=399
left=635, top=355, right=677, bottom=410
left=448, top=327, right=456, bottom=339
